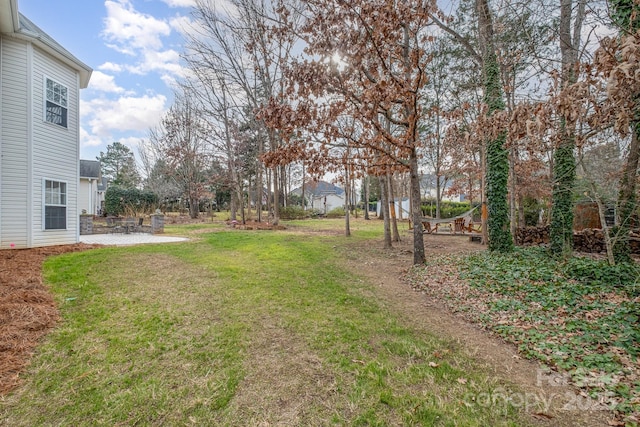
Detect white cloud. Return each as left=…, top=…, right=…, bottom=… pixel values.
left=160, top=74, right=180, bottom=89
left=101, top=1, right=185, bottom=82
left=125, top=49, right=184, bottom=76
left=102, top=0, right=171, bottom=54
left=161, top=0, right=196, bottom=7
left=169, top=15, right=192, bottom=34
left=80, top=127, right=104, bottom=149
left=82, top=94, right=168, bottom=137
left=98, top=62, right=123, bottom=73
left=118, top=136, right=146, bottom=152
left=88, top=71, right=125, bottom=93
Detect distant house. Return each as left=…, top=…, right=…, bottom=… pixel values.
left=96, top=176, right=108, bottom=216
left=420, top=174, right=465, bottom=202
left=291, top=181, right=345, bottom=214
left=79, top=160, right=101, bottom=216
left=0, top=0, right=92, bottom=248
left=376, top=198, right=411, bottom=219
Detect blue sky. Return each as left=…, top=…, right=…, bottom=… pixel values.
left=19, top=0, right=196, bottom=161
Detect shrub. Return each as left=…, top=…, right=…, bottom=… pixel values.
left=420, top=200, right=478, bottom=219
left=280, top=206, right=308, bottom=220
left=326, top=207, right=346, bottom=218
left=105, top=186, right=158, bottom=216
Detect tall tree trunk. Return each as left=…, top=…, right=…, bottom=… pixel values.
left=388, top=173, right=400, bottom=242
left=509, top=147, right=517, bottom=236
left=230, top=193, right=237, bottom=221
left=189, top=193, right=199, bottom=219
left=379, top=175, right=392, bottom=248
left=247, top=176, right=252, bottom=220
left=610, top=0, right=640, bottom=263
left=266, top=168, right=272, bottom=221
left=301, top=163, right=306, bottom=211
left=410, top=150, right=426, bottom=264
left=272, top=166, right=280, bottom=224
left=257, top=141, right=264, bottom=223
left=614, top=122, right=640, bottom=262
left=477, top=0, right=513, bottom=252
left=481, top=144, right=489, bottom=244
left=364, top=175, right=370, bottom=220
left=550, top=0, right=584, bottom=257
left=344, top=168, right=351, bottom=237
left=435, top=175, right=442, bottom=219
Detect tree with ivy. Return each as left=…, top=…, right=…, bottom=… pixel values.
left=549, top=0, right=587, bottom=257
left=97, top=141, right=141, bottom=189
left=476, top=0, right=513, bottom=253
left=608, top=0, right=640, bottom=263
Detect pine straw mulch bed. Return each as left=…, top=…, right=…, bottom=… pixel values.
left=0, top=243, right=100, bottom=395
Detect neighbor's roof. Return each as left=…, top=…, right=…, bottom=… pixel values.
left=0, top=0, right=92, bottom=88
left=80, top=160, right=101, bottom=179
left=291, top=180, right=345, bottom=197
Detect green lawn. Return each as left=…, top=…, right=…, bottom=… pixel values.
left=0, top=221, right=527, bottom=426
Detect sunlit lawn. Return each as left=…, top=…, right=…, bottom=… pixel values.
left=0, top=220, right=527, bottom=426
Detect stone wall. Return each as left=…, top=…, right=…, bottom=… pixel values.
left=79, top=215, right=93, bottom=235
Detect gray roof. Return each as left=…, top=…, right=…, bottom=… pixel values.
left=80, top=160, right=101, bottom=179
left=16, top=13, right=92, bottom=88
left=291, top=180, right=345, bottom=198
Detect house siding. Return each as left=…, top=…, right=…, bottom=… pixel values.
left=30, top=44, right=79, bottom=247
left=1, top=37, right=29, bottom=248
left=0, top=36, right=80, bottom=248
left=78, top=179, right=95, bottom=215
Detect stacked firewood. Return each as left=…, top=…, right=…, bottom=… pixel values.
left=515, top=227, right=640, bottom=254
left=515, top=226, right=550, bottom=246
left=573, top=228, right=607, bottom=253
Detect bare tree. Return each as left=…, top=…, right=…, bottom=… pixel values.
left=145, top=91, right=211, bottom=219
left=183, top=0, right=302, bottom=224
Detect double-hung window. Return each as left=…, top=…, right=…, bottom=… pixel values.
left=45, top=78, right=68, bottom=128
left=44, top=180, right=67, bottom=230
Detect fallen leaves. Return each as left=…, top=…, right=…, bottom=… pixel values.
left=405, top=247, right=640, bottom=422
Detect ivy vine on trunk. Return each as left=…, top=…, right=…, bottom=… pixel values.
left=477, top=0, right=514, bottom=253
left=549, top=138, right=576, bottom=255
left=609, top=0, right=640, bottom=264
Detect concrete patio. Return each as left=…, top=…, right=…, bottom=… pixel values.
left=79, top=233, right=188, bottom=246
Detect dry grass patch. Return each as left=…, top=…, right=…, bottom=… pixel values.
left=1, top=229, right=530, bottom=426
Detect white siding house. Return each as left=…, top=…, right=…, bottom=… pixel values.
left=0, top=0, right=92, bottom=248
left=291, top=181, right=346, bottom=214
left=79, top=160, right=101, bottom=216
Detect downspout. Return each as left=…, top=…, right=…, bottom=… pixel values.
left=0, top=37, right=3, bottom=247
left=26, top=41, right=33, bottom=246
left=75, top=72, right=80, bottom=242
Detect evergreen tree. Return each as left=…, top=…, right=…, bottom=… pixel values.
left=97, top=142, right=141, bottom=189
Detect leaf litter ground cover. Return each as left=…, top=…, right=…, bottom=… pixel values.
left=406, top=247, right=639, bottom=425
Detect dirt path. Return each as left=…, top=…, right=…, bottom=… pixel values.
left=338, top=231, right=614, bottom=427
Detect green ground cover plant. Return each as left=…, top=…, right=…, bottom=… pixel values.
left=409, top=247, right=639, bottom=421
left=0, top=224, right=526, bottom=426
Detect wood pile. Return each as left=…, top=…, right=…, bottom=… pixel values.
left=515, top=226, right=549, bottom=246
left=573, top=228, right=607, bottom=253
left=515, top=227, right=640, bottom=254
